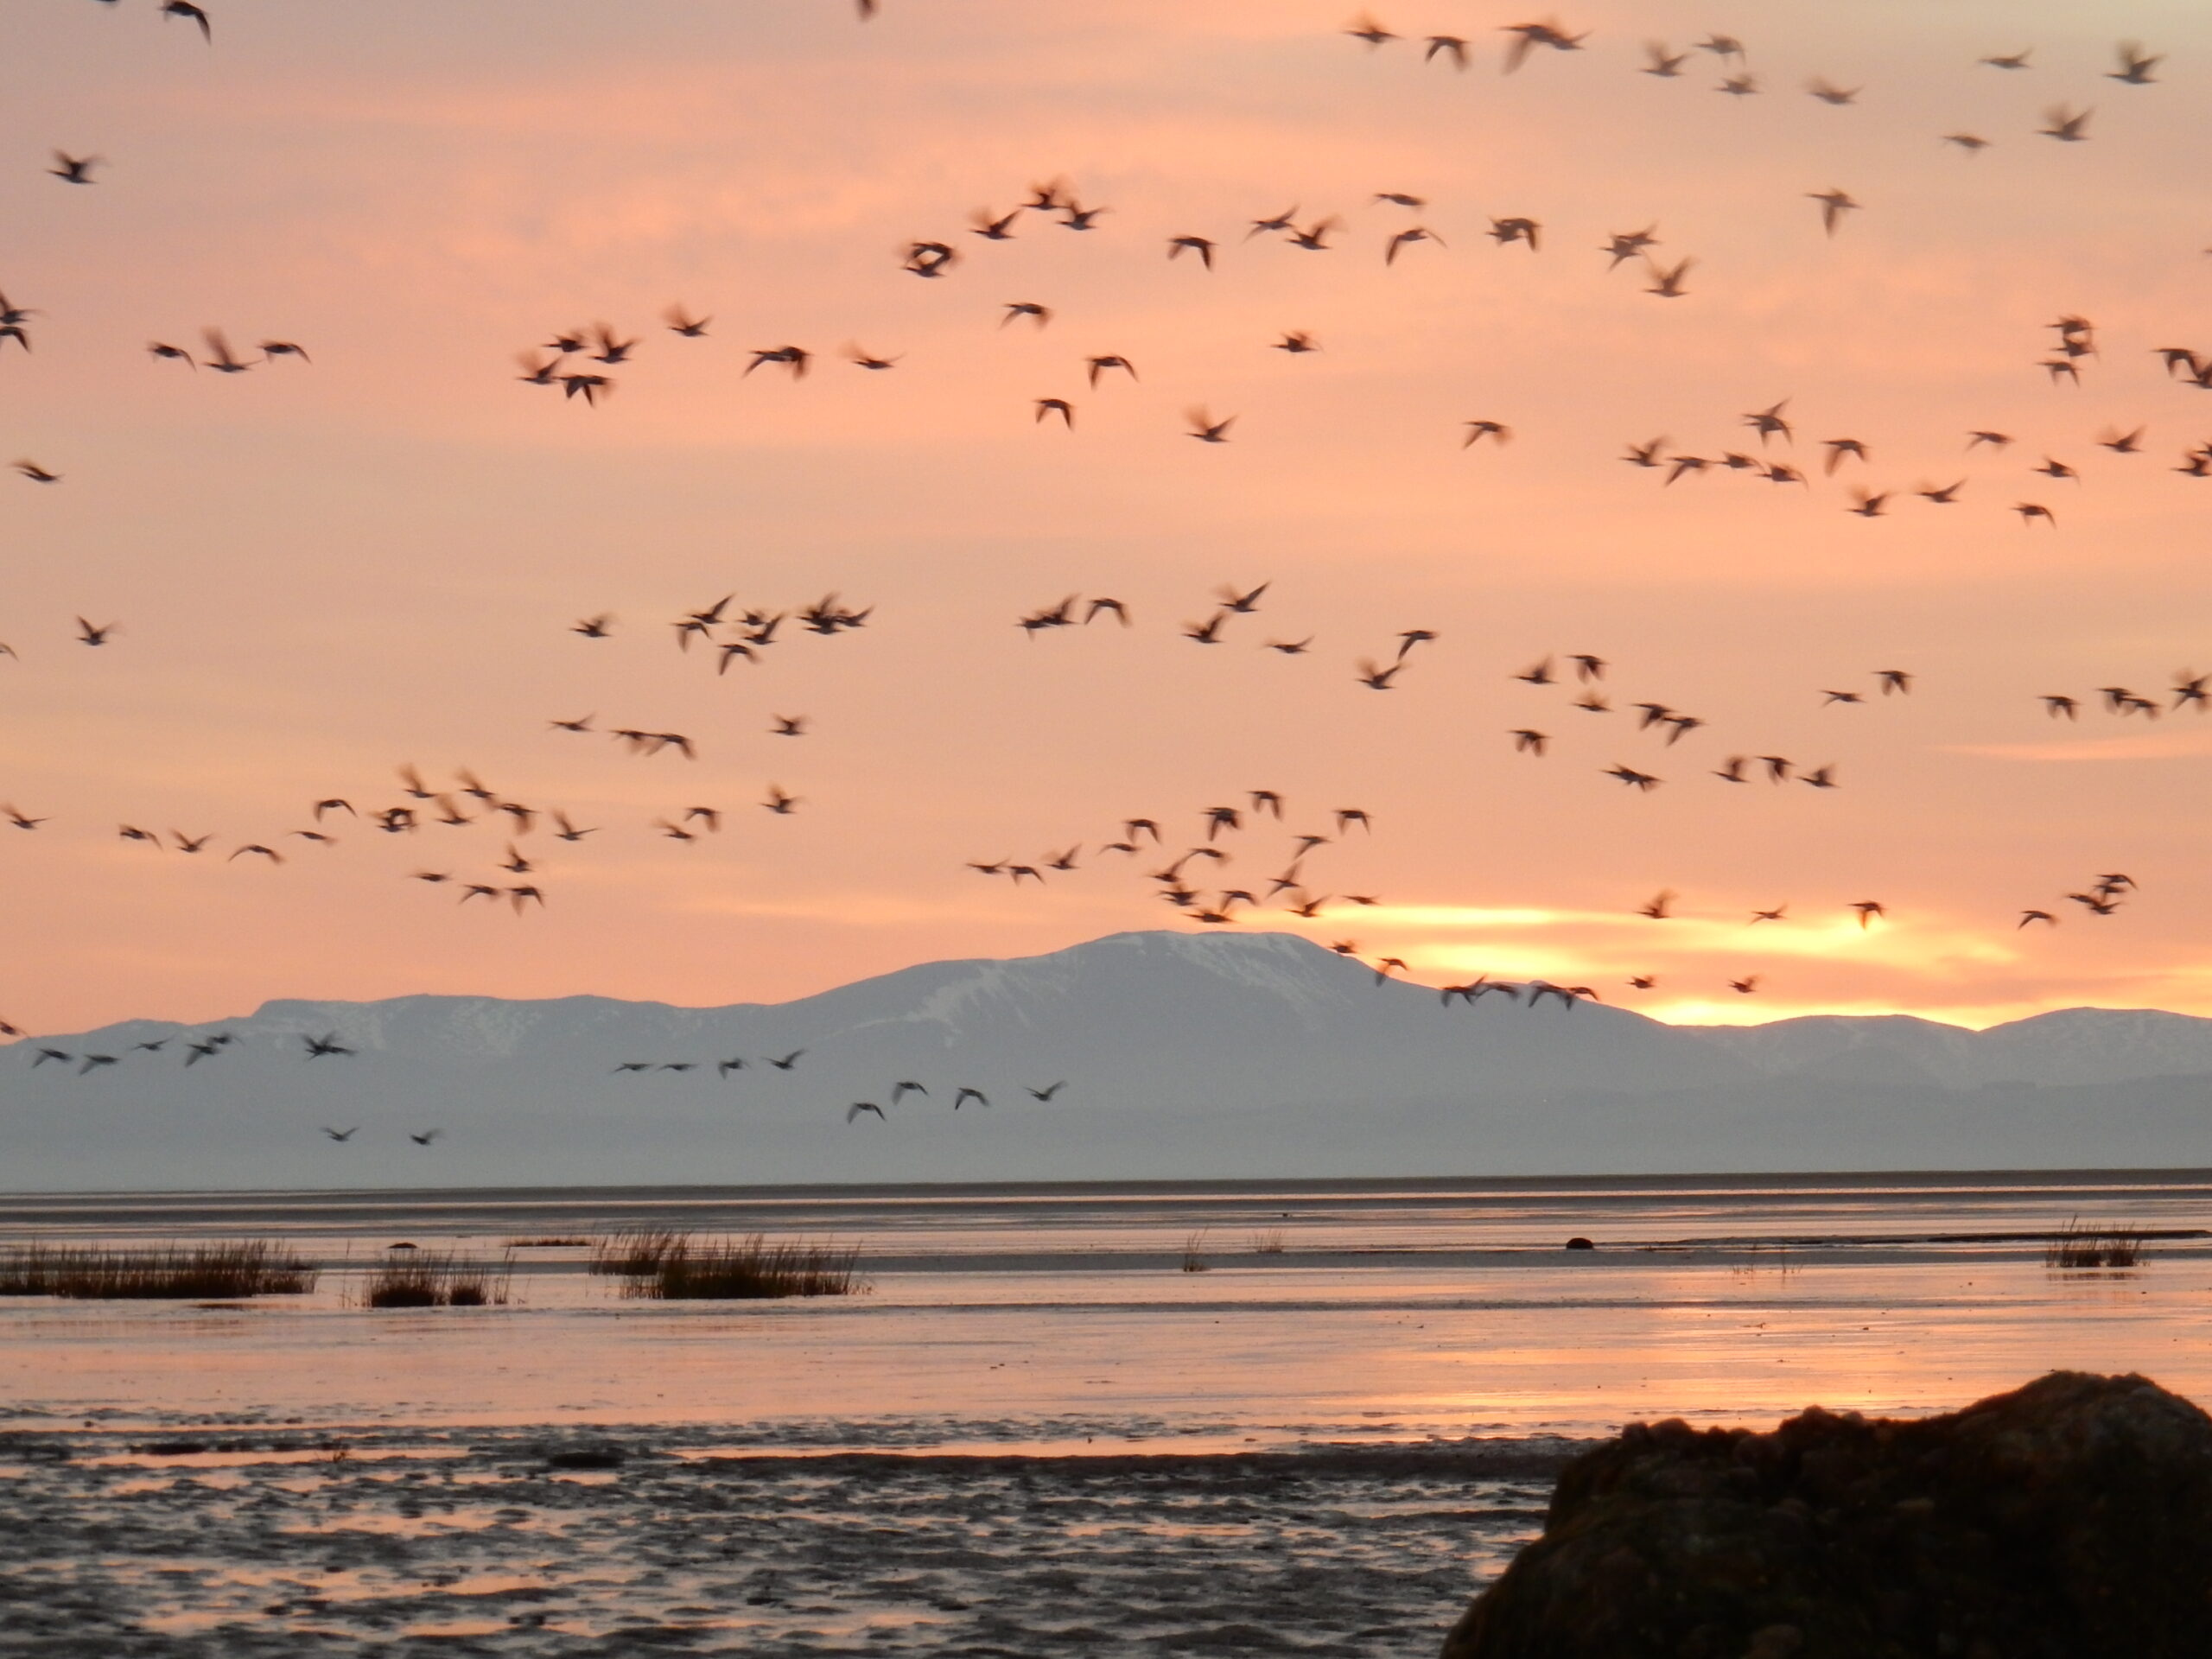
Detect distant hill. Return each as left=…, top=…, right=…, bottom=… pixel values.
left=3, top=931, right=2209, bottom=1189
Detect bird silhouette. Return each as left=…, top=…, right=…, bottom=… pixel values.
left=162, top=1, right=213, bottom=41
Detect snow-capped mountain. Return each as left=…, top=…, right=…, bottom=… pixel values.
left=4, top=931, right=2209, bottom=1190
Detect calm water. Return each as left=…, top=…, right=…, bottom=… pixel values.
left=2, top=1172, right=2207, bottom=1441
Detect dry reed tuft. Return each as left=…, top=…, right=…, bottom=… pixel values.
left=1181, top=1230, right=1211, bottom=1273
left=1249, top=1229, right=1287, bottom=1255
left=598, top=1231, right=863, bottom=1300
left=2045, top=1218, right=2146, bottom=1271
left=589, top=1227, right=688, bottom=1279
left=0, top=1241, right=316, bottom=1300
left=362, top=1250, right=512, bottom=1308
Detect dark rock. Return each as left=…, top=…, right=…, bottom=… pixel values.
left=543, top=1446, right=626, bottom=1470
left=1441, top=1370, right=2212, bottom=1659
left=1564, top=1236, right=1595, bottom=1251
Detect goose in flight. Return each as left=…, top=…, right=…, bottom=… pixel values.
left=1186, top=408, right=1236, bottom=443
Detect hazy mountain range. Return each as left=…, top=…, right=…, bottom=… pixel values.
left=4, top=930, right=2210, bottom=1190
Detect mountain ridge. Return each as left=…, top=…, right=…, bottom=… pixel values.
left=4, top=931, right=2209, bottom=1190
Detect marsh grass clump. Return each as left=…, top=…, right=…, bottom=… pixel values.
left=589, top=1227, right=688, bottom=1279
left=362, top=1250, right=512, bottom=1308
left=0, top=1241, right=316, bottom=1300
left=600, top=1231, right=863, bottom=1300
left=2045, top=1218, right=2146, bottom=1271
left=1181, top=1230, right=1211, bottom=1273
left=1249, top=1229, right=1287, bottom=1255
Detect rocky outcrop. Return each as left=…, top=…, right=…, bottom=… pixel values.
left=1442, top=1371, right=2212, bottom=1659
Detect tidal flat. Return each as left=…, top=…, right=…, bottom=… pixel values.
left=2, top=1173, right=2207, bottom=1652
left=0, top=1429, right=1565, bottom=1657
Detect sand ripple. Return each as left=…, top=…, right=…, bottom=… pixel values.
left=0, top=1428, right=1562, bottom=1656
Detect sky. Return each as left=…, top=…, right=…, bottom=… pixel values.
left=2, top=0, right=2209, bottom=1036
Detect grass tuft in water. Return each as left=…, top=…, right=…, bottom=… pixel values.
left=2044, top=1217, right=2146, bottom=1271
left=0, top=1241, right=316, bottom=1300
left=597, top=1230, right=863, bottom=1300
left=1181, top=1230, right=1211, bottom=1273
left=362, top=1250, right=512, bottom=1308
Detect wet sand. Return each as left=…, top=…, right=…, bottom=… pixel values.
left=0, top=1428, right=1566, bottom=1657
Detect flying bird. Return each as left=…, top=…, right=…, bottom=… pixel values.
left=1500, top=20, right=1588, bottom=73
left=1385, top=226, right=1445, bottom=265
left=2107, top=43, right=2161, bottom=85
left=1185, top=408, right=1236, bottom=443
left=162, top=1, right=213, bottom=41
left=2039, top=105, right=2092, bottom=142
left=1644, top=257, right=1694, bottom=299
left=1807, top=188, right=1859, bottom=235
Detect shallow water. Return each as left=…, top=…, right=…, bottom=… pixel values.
left=1, top=1173, right=2204, bottom=1440
left=2, top=1174, right=2205, bottom=1653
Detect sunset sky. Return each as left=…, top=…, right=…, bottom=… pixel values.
left=3, top=0, right=2209, bottom=1036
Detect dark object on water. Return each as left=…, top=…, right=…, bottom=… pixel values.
left=545, top=1446, right=626, bottom=1471
left=1440, top=1370, right=2212, bottom=1658
left=1563, top=1236, right=1595, bottom=1251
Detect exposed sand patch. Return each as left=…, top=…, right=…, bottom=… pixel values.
left=0, top=1427, right=1560, bottom=1656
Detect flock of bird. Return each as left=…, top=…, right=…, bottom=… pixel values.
left=3, top=8, right=2199, bottom=1121
left=5, top=1006, right=1077, bottom=1136
left=1, top=548, right=2190, bottom=1045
